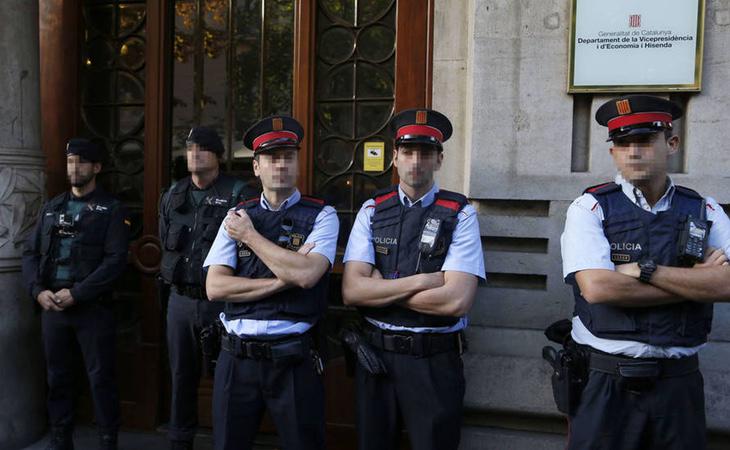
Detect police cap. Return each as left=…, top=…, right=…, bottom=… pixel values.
left=596, top=95, right=683, bottom=142
left=391, top=108, right=453, bottom=149
left=243, top=116, right=304, bottom=154
left=186, top=126, right=225, bottom=156
left=65, top=138, right=104, bottom=163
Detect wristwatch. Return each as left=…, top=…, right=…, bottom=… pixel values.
left=638, top=258, right=657, bottom=284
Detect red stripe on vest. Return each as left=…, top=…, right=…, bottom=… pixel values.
left=395, top=125, right=444, bottom=142
left=375, top=191, right=398, bottom=205
left=435, top=198, right=461, bottom=211
left=301, top=195, right=325, bottom=205
left=253, top=131, right=299, bottom=151
left=607, top=112, right=672, bottom=132
left=586, top=183, right=611, bottom=193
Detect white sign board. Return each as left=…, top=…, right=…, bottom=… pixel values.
left=569, top=0, right=705, bottom=92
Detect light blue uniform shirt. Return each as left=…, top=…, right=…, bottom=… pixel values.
left=561, top=174, right=730, bottom=358
left=203, top=189, right=339, bottom=337
left=343, top=183, right=485, bottom=333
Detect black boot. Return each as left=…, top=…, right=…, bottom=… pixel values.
left=170, top=439, right=193, bottom=450
left=45, top=427, right=74, bottom=450
left=99, top=432, right=117, bottom=450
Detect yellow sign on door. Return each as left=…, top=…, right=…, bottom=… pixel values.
left=364, top=141, right=385, bottom=172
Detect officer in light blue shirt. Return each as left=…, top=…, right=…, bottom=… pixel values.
left=559, top=95, right=730, bottom=450
left=203, top=116, right=338, bottom=450
left=342, top=109, right=485, bottom=450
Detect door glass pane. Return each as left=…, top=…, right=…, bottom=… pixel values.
left=313, top=0, right=396, bottom=251
left=172, top=0, right=295, bottom=180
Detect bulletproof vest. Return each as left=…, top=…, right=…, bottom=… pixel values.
left=225, top=195, right=329, bottom=323
left=160, top=174, right=247, bottom=288
left=39, top=190, right=120, bottom=288
left=359, top=185, right=468, bottom=328
left=570, top=182, right=714, bottom=347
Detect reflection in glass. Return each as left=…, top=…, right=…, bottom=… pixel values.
left=319, top=27, right=355, bottom=64
left=357, top=24, right=395, bottom=61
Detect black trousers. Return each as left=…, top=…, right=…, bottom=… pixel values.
left=42, top=302, right=120, bottom=433
left=568, top=369, right=706, bottom=450
left=166, top=291, right=224, bottom=442
left=212, top=343, right=325, bottom=450
left=355, top=348, right=465, bottom=450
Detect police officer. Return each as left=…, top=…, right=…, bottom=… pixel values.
left=22, top=138, right=131, bottom=450
left=203, top=116, right=339, bottom=450
left=159, top=127, right=253, bottom=450
left=560, top=95, right=730, bottom=449
left=341, top=109, right=485, bottom=450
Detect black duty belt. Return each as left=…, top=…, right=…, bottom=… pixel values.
left=364, top=325, right=462, bottom=356
left=588, top=351, right=699, bottom=378
left=221, top=333, right=311, bottom=360
left=173, top=284, right=206, bottom=300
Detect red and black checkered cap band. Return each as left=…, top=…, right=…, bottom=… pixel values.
left=252, top=131, right=299, bottom=151
left=395, top=125, right=444, bottom=143
left=607, top=112, right=673, bottom=132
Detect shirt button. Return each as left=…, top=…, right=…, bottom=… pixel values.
left=184, top=257, right=190, bottom=262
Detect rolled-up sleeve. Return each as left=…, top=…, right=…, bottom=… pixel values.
left=343, top=200, right=376, bottom=265
left=561, top=194, right=614, bottom=279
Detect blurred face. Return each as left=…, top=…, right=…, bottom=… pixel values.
left=253, top=148, right=299, bottom=190
left=66, top=154, right=100, bottom=188
left=610, top=132, right=678, bottom=184
left=186, top=143, right=220, bottom=173
left=393, top=144, right=443, bottom=190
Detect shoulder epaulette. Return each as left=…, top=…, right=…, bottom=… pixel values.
left=583, top=182, right=620, bottom=195
left=237, top=196, right=260, bottom=209
left=434, top=190, right=468, bottom=212
left=371, top=185, right=398, bottom=205
left=299, top=195, right=326, bottom=209
left=674, top=185, right=703, bottom=200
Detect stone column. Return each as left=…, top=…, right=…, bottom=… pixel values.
left=0, top=1, right=47, bottom=448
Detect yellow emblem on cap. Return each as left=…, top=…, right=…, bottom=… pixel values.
left=416, top=110, right=428, bottom=124
left=616, top=99, right=632, bottom=115
left=272, top=118, right=283, bottom=131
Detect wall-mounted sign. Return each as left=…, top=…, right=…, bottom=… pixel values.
left=568, top=0, right=705, bottom=93
left=364, top=141, right=385, bottom=172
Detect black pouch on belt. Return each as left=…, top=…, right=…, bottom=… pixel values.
left=617, top=361, right=660, bottom=393
left=339, top=323, right=388, bottom=377
left=542, top=319, right=589, bottom=415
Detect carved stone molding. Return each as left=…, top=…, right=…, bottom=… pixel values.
left=0, top=153, right=45, bottom=271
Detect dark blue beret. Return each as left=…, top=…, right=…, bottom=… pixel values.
left=65, top=138, right=103, bottom=163
left=186, top=126, right=225, bottom=155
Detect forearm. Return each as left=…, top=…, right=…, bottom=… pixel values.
left=576, top=269, right=686, bottom=307
left=401, top=272, right=477, bottom=316
left=650, top=265, right=730, bottom=302
left=206, top=272, right=287, bottom=303
left=342, top=272, right=427, bottom=307
left=245, top=232, right=323, bottom=287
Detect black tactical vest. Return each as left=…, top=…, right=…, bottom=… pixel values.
left=39, top=190, right=120, bottom=288
left=359, top=185, right=468, bottom=328
left=226, top=195, right=329, bottom=323
left=160, top=174, right=248, bottom=289
left=569, top=182, right=714, bottom=347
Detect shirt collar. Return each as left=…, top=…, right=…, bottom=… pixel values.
left=398, top=183, right=439, bottom=208
left=260, top=189, right=300, bottom=211
left=614, top=173, right=675, bottom=213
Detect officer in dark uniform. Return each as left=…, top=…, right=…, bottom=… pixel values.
left=203, top=116, right=338, bottom=450
left=22, top=138, right=131, bottom=450
left=560, top=95, right=730, bottom=449
left=341, top=109, right=485, bottom=450
left=159, top=127, right=253, bottom=450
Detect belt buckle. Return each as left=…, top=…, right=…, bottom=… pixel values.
left=393, top=335, right=413, bottom=354
left=248, top=342, right=268, bottom=360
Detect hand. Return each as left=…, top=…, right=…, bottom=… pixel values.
left=419, top=271, right=445, bottom=290
left=297, top=242, right=316, bottom=255
left=694, top=247, right=729, bottom=268
left=37, top=290, right=63, bottom=311
left=54, top=289, right=76, bottom=309
left=615, top=262, right=640, bottom=278
left=224, top=209, right=256, bottom=243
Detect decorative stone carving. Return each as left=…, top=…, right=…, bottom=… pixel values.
left=0, top=166, right=44, bottom=254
